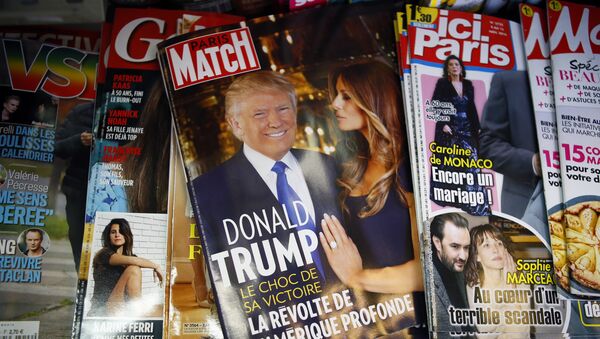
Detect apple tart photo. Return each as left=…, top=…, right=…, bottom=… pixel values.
left=564, top=201, right=600, bottom=291
left=549, top=210, right=569, bottom=290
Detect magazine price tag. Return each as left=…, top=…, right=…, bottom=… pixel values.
left=0, top=321, right=39, bottom=338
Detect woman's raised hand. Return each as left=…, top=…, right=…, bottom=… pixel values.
left=319, top=213, right=362, bottom=287
left=502, top=248, right=516, bottom=287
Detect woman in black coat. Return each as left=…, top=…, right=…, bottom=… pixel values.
left=429, top=55, right=489, bottom=216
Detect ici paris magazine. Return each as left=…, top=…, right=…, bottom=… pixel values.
left=402, top=4, right=591, bottom=338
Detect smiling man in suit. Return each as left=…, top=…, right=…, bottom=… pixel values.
left=190, top=70, right=341, bottom=337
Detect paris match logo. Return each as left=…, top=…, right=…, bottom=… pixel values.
left=165, top=27, right=260, bottom=90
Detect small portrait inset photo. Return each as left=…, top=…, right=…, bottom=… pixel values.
left=84, top=212, right=167, bottom=319
left=18, top=228, right=50, bottom=257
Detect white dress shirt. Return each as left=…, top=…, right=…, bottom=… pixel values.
left=243, top=144, right=316, bottom=222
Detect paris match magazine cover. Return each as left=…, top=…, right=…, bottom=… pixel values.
left=547, top=0, right=600, bottom=299
left=406, top=4, right=571, bottom=337
left=72, top=8, right=241, bottom=339
left=158, top=2, right=427, bottom=338
left=0, top=36, right=98, bottom=338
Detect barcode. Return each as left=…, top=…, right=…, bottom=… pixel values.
left=0, top=335, right=37, bottom=339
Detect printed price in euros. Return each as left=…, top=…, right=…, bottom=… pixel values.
left=561, top=143, right=600, bottom=165
left=418, top=13, right=432, bottom=22
left=410, top=6, right=436, bottom=23
left=521, top=5, right=533, bottom=17
left=2, top=329, right=23, bottom=335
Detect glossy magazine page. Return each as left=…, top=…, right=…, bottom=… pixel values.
left=406, top=5, right=568, bottom=337
left=159, top=2, right=427, bottom=338
left=518, top=5, right=600, bottom=336
left=167, top=131, right=223, bottom=338
left=396, top=13, right=432, bottom=333
left=397, top=11, right=426, bottom=242
left=519, top=3, right=569, bottom=296
left=73, top=8, right=242, bottom=338
left=547, top=0, right=600, bottom=299
left=0, top=37, right=97, bottom=338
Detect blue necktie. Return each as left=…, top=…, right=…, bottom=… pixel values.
left=271, top=161, right=325, bottom=279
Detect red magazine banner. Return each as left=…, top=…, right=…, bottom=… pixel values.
left=548, top=0, right=600, bottom=56
left=521, top=4, right=551, bottom=61
left=397, top=12, right=410, bottom=71
left=408, top=8, right=517, bottom=70
left=109, top=9, right=242, bottom=71
left=165, top=27, right=261, bottom=90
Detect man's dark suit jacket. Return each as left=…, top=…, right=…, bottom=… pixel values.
left=480, top=70, right=539, bottom=219
left=191, top=148, right=341, bottom=337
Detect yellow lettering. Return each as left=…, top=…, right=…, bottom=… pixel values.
left=188, top=244, right=202, bottom=260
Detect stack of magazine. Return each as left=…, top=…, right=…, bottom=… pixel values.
left=0, top=0, right=599, bottom=338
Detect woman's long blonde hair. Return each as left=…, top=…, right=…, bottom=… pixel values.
left=328, top=61, right=408, bottom=217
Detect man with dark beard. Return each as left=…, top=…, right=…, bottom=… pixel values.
left=430, top=213, right=473, bottom=336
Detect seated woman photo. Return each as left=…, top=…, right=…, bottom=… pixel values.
left=88, top=218, right=163, bottom=316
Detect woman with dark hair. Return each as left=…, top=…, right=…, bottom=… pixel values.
left=430, top=54, right=489, bottom=216
left=465, top=224, right=515, bottom=289
left=122, top=80, right=171, bottom=213
left=88, top=218, right=163, bottom=316
left=318, top=61, right=424, bottom=334
left=464, top=224, right=528, bottom=338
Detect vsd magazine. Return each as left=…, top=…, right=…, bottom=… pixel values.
left=0, top=36, right=98, bottom=337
